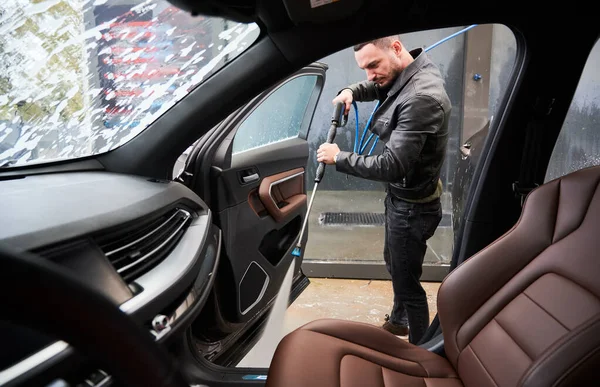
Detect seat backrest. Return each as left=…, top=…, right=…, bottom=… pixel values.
left=437, top=165, right=600, bottom=387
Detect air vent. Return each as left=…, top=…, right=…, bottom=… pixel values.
left=96, top=208, right=192, bottom=283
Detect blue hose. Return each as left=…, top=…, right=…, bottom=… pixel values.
left=352, top=24, right=478, bottom=156
left=423, top=24, right=477, bottom=52
left=356, top=101, right=379, bottom=155
left=352, top=101, right=359, bottom=153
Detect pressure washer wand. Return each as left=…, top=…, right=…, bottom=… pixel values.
left=292, top=102, right=346, bottom=257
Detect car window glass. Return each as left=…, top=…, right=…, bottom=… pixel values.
left=544, top=39, right=600, bottom=182
left=232, top=75, right=317, bottom=154
left=0, top=0, right=259, bottom=168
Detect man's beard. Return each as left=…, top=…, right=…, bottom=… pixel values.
left=377, top=68, right=400, bottom=90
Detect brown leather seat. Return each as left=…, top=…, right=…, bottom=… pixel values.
left=267, top=166, right=600, bottom=386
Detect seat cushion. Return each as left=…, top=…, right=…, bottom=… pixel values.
left=266, top=319, right=463, bottom=387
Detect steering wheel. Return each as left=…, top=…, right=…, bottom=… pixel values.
left=0, top=245, right=189, bottom=387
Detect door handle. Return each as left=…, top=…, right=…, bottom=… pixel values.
left=242, top=173, right=259, bottom=183
left=258, top=168, right=306, bottom=222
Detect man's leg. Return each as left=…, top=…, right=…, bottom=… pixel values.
left=386, top=195, right=442, bottom=344
left=382, top=195, right=409, bottom=334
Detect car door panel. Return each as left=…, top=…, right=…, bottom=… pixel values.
left=211, top=137, right=310, bottom=212
left=211, top=139, right=312, bottom=323
left=182, top=65, right=326, bottom=358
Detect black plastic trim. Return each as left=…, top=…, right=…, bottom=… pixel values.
left=0, top=172, right=206, bottom=251
left=155, top=226, right=223, bottom=345
left=0, top=180, right=216, bottom=386
left=0, top=158, right=105, bottom=179
left=208, top=274, right=309, bottom=367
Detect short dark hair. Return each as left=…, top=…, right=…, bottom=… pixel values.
left=353, top=35, right=401, bottom=52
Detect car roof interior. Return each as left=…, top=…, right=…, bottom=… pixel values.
left=1, top=0, right=599, bottom=386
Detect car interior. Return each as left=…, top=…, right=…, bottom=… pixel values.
left=0, top=0, right=599, bottom=386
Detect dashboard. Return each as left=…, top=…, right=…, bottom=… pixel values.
left=0, top=171, right=220, bottom=386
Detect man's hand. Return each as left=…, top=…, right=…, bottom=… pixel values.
left=317, top=143, right=340, bottom=165
left=332, top=89, right=353, bottom=115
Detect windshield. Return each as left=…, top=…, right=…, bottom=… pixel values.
left=0, top=0, right=259, bottom=168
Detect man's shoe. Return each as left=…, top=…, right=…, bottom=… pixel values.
left=381, top=314, right=409, bottom=336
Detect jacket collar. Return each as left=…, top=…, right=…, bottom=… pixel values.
left=387, top=48, right=426, bottom=97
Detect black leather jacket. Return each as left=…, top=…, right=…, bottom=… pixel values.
left=335, top=48, right=451, bottom=201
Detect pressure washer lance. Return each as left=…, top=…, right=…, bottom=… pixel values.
left=292, top=101, right=347, bottom=257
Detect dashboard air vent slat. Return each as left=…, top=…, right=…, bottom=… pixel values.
left=96, top=208, right=192, bottom=283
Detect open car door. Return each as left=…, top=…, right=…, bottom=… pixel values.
left=177, top=63, right=327, bottom=365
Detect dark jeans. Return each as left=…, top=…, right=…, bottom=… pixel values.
left=384, top=193, right=442, bottom=344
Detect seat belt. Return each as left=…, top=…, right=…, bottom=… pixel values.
left=512, top=96, right=555, bottom=206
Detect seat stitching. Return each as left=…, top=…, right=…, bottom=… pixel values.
left=484, top=271, right=600, bottom=336
left=492, top=317, right=533, bottom=361
left=539, top=271, right=600, bottom=307
left=340, top=353, right=426, bottom=387
left=304, top=328, right=430, bottom=368
left=522, top=292, right=569, bottom=331
left=533, top=269, right=598, bottom=304
left=466, top=345, right=499, bottom=387
left=336, top=350, right=429, bottom=378
left=457, top=267, right=600, bottom=355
